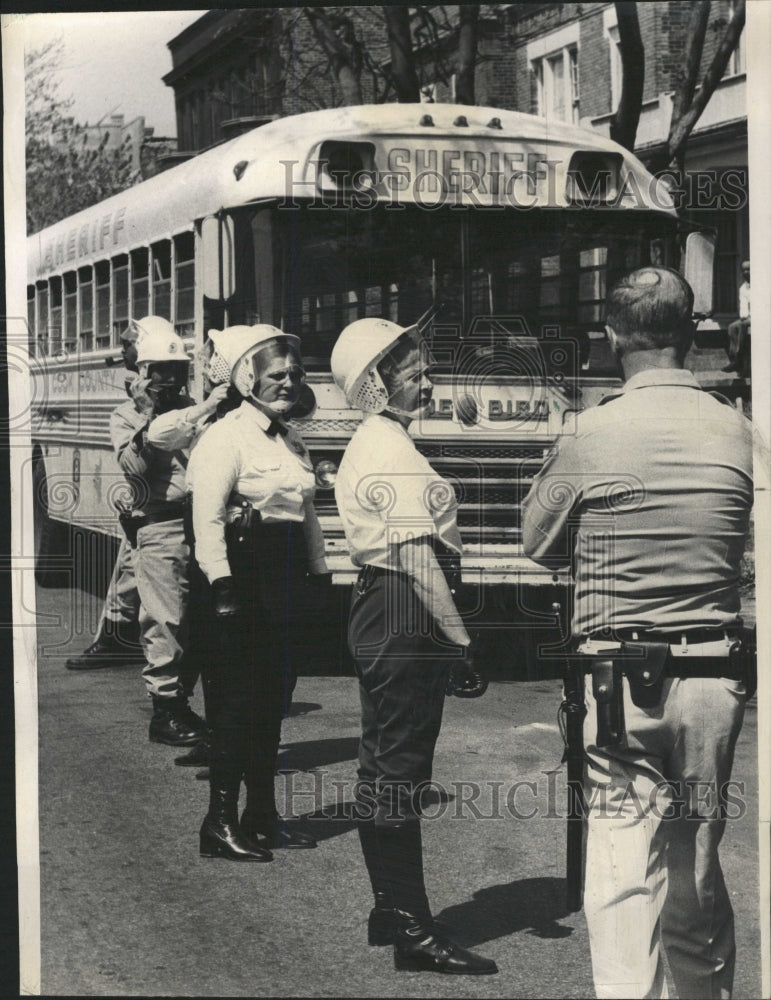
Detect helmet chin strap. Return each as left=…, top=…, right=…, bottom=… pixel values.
left=383, top=400, right=430, bottom=419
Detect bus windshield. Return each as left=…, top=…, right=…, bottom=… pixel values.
left=226, top=203, right=677, bottom=376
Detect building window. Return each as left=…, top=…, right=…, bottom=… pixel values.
left=533, top=46, right=579, bottom=123
left=603, top=6, right=623, bottom=111
left=727, top=0, right=745, bottom=76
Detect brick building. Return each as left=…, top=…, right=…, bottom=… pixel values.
left=163, top=3, right=748, bottom=320
left=52, top=112, right=177, bottom=180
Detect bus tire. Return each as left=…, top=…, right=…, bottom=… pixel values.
left=33, top=456, right=71, bottom=589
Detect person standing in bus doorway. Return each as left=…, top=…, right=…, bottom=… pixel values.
left=112, top=316, right=222, bottom=747
left=722, top=259, right=751, bottom=377
left=331, top=318, right=496, bottom=976
left=188, top=325, right=327, bottom=861
left=66, top=324, right=145, bottom=671
left=522, top=267, right=753, bottom=999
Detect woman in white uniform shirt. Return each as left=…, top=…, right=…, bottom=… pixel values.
left=331, top=319, right=497, bottom=975
left=188, top=325, right=328, bottom=861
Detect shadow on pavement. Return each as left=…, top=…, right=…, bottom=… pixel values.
left=278, top=735, right=360, bottom=772
left=436, top=877, right=573, bottom=946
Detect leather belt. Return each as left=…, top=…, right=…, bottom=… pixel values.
left=591, top=626, right=741, bottom=646
left=142, top=503, right=186, bottom=526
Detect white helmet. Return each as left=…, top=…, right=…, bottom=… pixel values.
left=331, top=318, right=421, bottom=414
left=201, top=329, right=232, bottom=387
left=133, top=316, right=189, bottom=370
left=210, top=324, right=301, bottom=398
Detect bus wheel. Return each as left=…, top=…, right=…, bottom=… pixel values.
left=33, top=457, right=71, bottom=588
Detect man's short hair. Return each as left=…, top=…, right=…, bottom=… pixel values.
left=606, top=267, right=694, bottom=351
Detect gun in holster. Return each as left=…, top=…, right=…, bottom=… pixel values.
left=115, top=500, right=147, bottom=549
left=224, top=491, right=262, bottom=551
left=585, top=641, right=670, bottom=748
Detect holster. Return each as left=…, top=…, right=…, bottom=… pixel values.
left=590, top=659, right=625, bottom=749
left=732, top=627, right=757, bottom=699
left=116, top=501, right=146, bottom=549
left=224, top=492, right=262, bottom=551
left=621, top=641, right=670, bottom=708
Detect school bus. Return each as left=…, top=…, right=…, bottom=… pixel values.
left=27, top=103, right=709, bottom=671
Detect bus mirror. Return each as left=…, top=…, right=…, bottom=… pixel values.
left=683, top=231, right=715, bottom=317
left=201, top=215, right=235, bottom=301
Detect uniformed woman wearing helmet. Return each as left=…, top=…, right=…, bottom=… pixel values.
left=187, top=325, right=328, bottom=861
left=331, top=318, right=497, bottom=975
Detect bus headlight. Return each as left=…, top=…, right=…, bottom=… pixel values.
left=314, top=459, right=338, bottom=490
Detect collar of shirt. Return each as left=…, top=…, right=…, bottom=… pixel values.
left=622, top=368, right=701, bottom=393
left=361, top=411, right=413, bottom=442
left=240, top=399, right=288, bottom=435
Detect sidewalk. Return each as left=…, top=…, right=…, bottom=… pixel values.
left=34, top=584, right=761, bottom=997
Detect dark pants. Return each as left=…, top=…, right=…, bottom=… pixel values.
left=203, top=522, right=308, bottom=815
left=349, top=569, right=453, bottom=827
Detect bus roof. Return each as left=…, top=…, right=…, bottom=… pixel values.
left=29, top=103, right=676, bottom=281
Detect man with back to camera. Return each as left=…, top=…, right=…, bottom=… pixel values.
left=522, top=267, right=754, bottom=999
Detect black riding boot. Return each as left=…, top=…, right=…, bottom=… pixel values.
left=358, top=819, right=395, bottom=945
left=377, top=820, right=498, bottom=975
left=200, top=760, right=273, bottom=862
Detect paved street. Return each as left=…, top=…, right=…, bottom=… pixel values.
left=34, top=582, right=760, bottom=998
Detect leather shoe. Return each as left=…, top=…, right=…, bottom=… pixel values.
left=241, top=812, right=317, bottom=849
left=149, top=697, right=204, bottom=747
left=66, top=630, right=144, bottom=670
left=174, top=741, right=210, bottom=767
left=369, top=895, right=453, bottom=946
left=393, top=911, right=498, bottom=975
left=199, top=815, right=273, bottom=862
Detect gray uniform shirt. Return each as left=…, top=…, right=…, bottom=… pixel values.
left=522, top=368, right=753, bottom=636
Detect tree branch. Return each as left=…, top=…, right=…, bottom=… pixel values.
left=610, top=1, right=645, bottom=151
left=667, top=0, right=745, bottom=162
left=670, top=1, right=711, bottom=126
left=456, top=6, right=479, bottom=105
left=383, top=7, right=420, bottom=103
left=304, top=7, right=363, bottom=105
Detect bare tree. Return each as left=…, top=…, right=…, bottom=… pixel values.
left=26, top=41, right=137, bottom=233
left=455, top=6, right=480, bottom=105
left=666, top=0, right=745, bottom=170
left=383, top=7, right=420, bottom=102
left=612, top=0, right=746, bottom=169
left=304, top=7, right=364, bottom=105
left=609, top=1, right=644, bottom=151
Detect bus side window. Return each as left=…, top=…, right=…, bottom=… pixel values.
left=151, top=241, right=171, bottom=320
left=578, top=248, right=607, bottom=325
left=36, top=282, right=49, bottom=357
left=50, top=277, right=63, bottom=356
left=64, top=272, right=77, bottom=353
left=174, top=232, right=195, bottom=337
left=79, top=267, right=94, bottom=353
left=95, top=261, right=111, bottom=350
left=27, top=286, right=36, bottom=357
left=113, top=254, right=129, bottom=341
left=131, top=248, right=149, bottom=319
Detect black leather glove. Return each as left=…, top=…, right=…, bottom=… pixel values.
left=211, top=575, right=239, bottom=617
left=446, top=649, right=489, bottom=699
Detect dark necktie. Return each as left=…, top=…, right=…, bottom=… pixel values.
left=266, top=419, right=288, bottom=438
